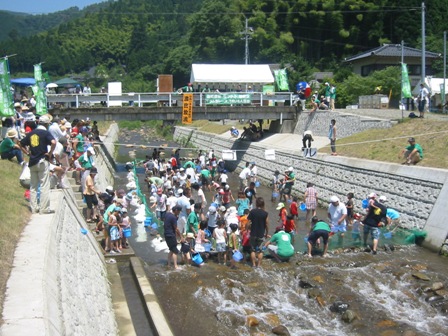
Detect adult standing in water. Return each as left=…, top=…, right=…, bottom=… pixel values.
left=328, top=119, right=337, bottom=156
left=164, top=205, right=184, bottom=270
left=327, top=196, right=347, bottom=237
left=304, top=182, right=318, bottom=223
left=247, top=197, right=269, bottom=267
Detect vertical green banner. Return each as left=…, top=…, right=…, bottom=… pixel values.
left=401, top=63, right=412, bottom=98
left=0, top=58, right=14, bottom=117
left=274, top=69, right=289, bottom=91
left=33, top=64, right=48, bottom=115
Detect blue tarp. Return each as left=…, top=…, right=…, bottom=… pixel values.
left=10, top=78, right=36, bottom=86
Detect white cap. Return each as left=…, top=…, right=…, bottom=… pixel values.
left=177, top=188, right=183, bottom=195
left=106, top=186, right=114, bottom=192
left=330, top=196, right=339, bottom=203
left=288, top=167, right=293, bottom=172
left=87, top=147, right=95, bottom=155
left=208, top=205, right=217, bottom=213
left=224, top=184, right=230, bottom=190
left=39, top=115, right=51, bottom=124
left=379, top=195, right=387, bottom=202
left=368, top=192, right=377, bottom=199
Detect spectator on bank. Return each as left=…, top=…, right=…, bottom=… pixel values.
left=83, top=167, right=101, bottom=223
left=0, top=129, right=25, bottom=165
left=302, top=130, right=314, bottom=149
left=399, top=137, right=423, bottom=165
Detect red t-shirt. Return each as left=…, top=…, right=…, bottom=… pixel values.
left=290, top=202, right=298, bottom=215
left=285, top=219, right=295, bottom=233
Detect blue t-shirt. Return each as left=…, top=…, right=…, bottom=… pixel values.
left=386, top=208, right=400, bottom=220
left=236, top=198, right=250, bottom=216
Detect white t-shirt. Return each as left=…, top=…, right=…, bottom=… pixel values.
left=220, top=173, right=228, bottom=184
left=214, top=227, right=226, bottom=244
left=239, top=167, right=251, bottom=179
left=166, top=196, right=178, bottom=211
left=328, top=203, right=347, bottom=226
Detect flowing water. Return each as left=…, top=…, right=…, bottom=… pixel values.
left=115, top=129, right=448, bottom=336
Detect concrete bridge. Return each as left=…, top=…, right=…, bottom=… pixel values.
left=49, top=105, right=298, bottom=122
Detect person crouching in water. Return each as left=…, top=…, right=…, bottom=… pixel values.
left=263, top=226, right=295, bottom=262
left=307, top=216, right=331, bottom=258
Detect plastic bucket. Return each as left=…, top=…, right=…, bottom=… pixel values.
left=192, top=253, right=203, bottom=265
left=144, top=217, right=152, bottom=227
left=300, top=203, right=307, bottom=211
left=204, top=229, right=211, bottom=238
left=272, top=192, right=279, bottom=198
left=80, top=228, right=88, bottom=235
left=383, top=231, right=392, bottom=239
left=123, top=228, right=132, bottom=238
left=204, top=243, right=211, bottom=252
left=361, top=199, right=369, bottom=209
left=255, top=181, right=261, bottom=188
left=151, top=223, right=158, bottom=229
left=233, top=250, right=243, bottom=262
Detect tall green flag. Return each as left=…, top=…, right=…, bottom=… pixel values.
left=274, top=69, right=289, bottom=91
left=401, top=63, right=412, bottom=98
left=0, top=58, right=14, bottom=117
left=33, top=64, right=48, bottom=115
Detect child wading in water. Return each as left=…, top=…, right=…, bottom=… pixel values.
left=120, top=208, right=130, bottom=249
left=227, top=223, right=240, bottom=269
left=213, top=220, right=227, bottom=264
left=346, top=192, right=354, bottom=225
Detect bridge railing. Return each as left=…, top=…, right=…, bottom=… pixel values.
left=46, top=92, right=295, bottom=108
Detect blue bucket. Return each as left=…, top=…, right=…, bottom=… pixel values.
left=204, top=229, right=211, bottom=238
left=300, top=203, right=307, bottom=212
left=80, top=228, right=88, bottom=235
left=211, top=202, right=218, bottom=208
left=383, top=231, right=392, bottom=239
left=272, top=192, right=279, bottom=198
left=123, top=228, right=132, bottom=238
left=255, top=181, right=261, bottom=188
left=151, top=223, right=158, bottom=229
left=233, top=250, right=243, bottom=262
left=192, top=253, right=203, bottom=265
left=204, top=243, right=211, bottom=252
left=144, top=217, right=152, bottom=227
left=361, top=199, right=369, bottom=209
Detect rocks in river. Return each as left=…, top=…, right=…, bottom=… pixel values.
left=412, top=272, right=430, bottom=281
left=431, top=282, right=444, bottom=291
left=330, top=301, right=350, bottom=313
left=264, top=313, right=280, bottom=326
left=299, top=278, right=314, bottom=288
left=272, top=325, right=291, bottom=336
left=341, top=309, right=358, bottom=323
left=307, top=288, right=322, bottom=299
left=435, top=289, right=448, bottom=297
left=246, top=315, right=259, bottom=327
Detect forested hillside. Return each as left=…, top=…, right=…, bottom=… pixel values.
left=0, top=0, right=447, bottom=92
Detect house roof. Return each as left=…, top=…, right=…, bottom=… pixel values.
left=344, top=44, right=440, bottom=62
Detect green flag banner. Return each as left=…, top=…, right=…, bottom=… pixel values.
left=401, top=63, right=412, bottom=99
left=33, top=64, right=48, bottom=115
left=274, top=69, right=289, bottom=91
left=0, top=58, right=14, bottom=117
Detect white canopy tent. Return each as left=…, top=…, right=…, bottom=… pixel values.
left=190, top=64, right=274, bottom=84
left=412, top=77, right=448, bottom=109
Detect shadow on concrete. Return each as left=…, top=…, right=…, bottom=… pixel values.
left=225, top=138, right=253, bottom=172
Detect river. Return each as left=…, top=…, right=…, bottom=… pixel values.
left=114, top=128, right=448, bottom=336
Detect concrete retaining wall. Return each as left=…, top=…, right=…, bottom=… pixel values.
left=174, top=126, right=448, bottom=251
left=1, top=126, right=119, bottom=335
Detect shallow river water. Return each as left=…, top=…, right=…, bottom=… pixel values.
left=115, top=132, right=448, bottom=336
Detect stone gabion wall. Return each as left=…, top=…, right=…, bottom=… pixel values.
left=293, top=110, right=393, bottom=138
left=174, top=127, right=443, bottom=230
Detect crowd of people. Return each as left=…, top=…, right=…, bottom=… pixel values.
left=130, top=148, right=402, bottom=270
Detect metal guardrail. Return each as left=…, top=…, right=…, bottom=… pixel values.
left=46, top=92, right=295, bottom=108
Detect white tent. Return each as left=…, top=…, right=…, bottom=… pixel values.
left=190, top=64, right=274, bottom=84
left=412, top=77, right=448, bottom=96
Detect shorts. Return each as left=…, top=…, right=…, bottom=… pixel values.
left=347, top=208, right=353, bottom=218
left=249, top=236, right=264, bottom=253
left=216, top=242, right=227, bottom=252
left=308, top=229, right=330, bottom=246
left=110, top=226, right=120, bottom=241
left=180, top=242, right=190, bottom=254
left=331, top=224, right=347, bottom=233
left=84, top=194, right=98, bottom=209
left=363, top=225, right=380, bottom=240
left=166, top=236, right=180, bottom=254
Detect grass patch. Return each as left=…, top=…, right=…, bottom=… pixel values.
left=0, top=160, right=31, bottom=319
left=320, top=119, right=448, bottom=169
left=97, top=121, right=114, bottom=135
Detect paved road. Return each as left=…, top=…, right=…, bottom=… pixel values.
left=338, top=108, right=448, bottom=121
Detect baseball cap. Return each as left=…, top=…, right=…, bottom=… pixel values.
left=208, top=205, right=217, bottom=213
left=330, top=196, right=339, bottom=203
left=89, top=167, right=98, bottom=174
left=379, top=195, right=387, bottom=202
left=288, top=167, right=293, bottom=172
left=106, top=186, right=114, bottom=192
left=276, top=202, right=285, bottom=210
left=177, top=188, right=183, bottom=195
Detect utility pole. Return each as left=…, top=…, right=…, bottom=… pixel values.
left=421, top=1, right=426, bottom=83
left=444, top=31, right=446, bottom=114
left=240, top=17, right=253, bottom=64
left=401, top=41, right=404, bottom=119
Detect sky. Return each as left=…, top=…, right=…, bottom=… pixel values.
left=0, top=0, right=106, bottom=15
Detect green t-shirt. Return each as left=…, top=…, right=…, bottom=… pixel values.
left=330, top=87, right=336, bottom=99
left=78, top=154, right=93, bottom=169
left=186, top=211, right=199, bottom=234
left=201, top=169, right=210, bottom=178
left=270, top=231, right=294, bottom=258
left=103, top=204, right=116, bottom=224
left=285, top=172, right=295, bottom=186
left=75, top=133, right=85, bottom=153
left=312, top=221, right=331, bottom=232
left=406, top=143, right=423, bottom=159
left=0, top=137, right=14, bottom=153
left=324, top=86, right=331, bottom=98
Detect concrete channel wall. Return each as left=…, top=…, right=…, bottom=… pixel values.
left=1, top=126, right=118, bottom=335
left=173, top=126, right=448, bottom=252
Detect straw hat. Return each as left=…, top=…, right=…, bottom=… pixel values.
left=6, top=129, right=17, bottom=138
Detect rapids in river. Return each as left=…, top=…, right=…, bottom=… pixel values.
left=114, top=127, right=448, bottom=336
